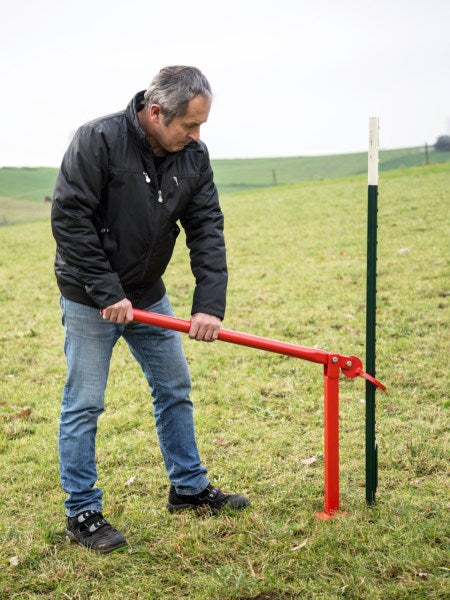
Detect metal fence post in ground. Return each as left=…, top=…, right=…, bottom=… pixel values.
left=366, top=117, right=379, bottom=505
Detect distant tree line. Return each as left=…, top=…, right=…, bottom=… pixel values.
left=434, top=135, right=450, bottom=151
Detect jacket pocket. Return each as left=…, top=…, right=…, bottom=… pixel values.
left=109, top=168, right=154, bottom=194
left=174, top=173, right=198, bottom=186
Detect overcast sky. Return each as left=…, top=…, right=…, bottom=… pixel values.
left=1, top=0, right=449, bottom=166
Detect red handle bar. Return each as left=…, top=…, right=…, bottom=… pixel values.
left=132, top=309, right=385, bottom=390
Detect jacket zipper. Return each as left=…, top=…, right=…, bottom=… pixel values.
left=139, top=168, right=164, bottom=285
left=142, top=171, right=164, bottom=204
left=138, top=154, right=180, bottom=287
left=143, top=171, right=163, bottom=203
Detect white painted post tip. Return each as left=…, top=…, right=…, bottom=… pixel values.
left=368, top=117, right=379, bottom=186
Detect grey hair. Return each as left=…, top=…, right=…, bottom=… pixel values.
left=143, top=66, right=212, bottom=125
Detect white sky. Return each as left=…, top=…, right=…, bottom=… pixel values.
left=1, top=0, right=449, bottom=166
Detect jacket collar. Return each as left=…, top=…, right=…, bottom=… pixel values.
left=125, top=91, right=151, bottom=154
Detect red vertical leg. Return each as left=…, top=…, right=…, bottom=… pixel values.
left=316, top=357, right=341, bottom=520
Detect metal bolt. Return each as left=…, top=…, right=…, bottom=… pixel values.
left=346, top=360, right=353, bottom=367
left=332, top=357, right=339, bottom=363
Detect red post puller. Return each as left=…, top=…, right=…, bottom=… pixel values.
left=132, top=308, right=386, bottom=519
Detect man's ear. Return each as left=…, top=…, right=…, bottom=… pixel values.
left=149, top=104, right=163, bottom=124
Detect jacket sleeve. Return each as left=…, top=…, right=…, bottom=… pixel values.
left=51, top=125, right=126, bottom=308
left=180, top=147, right=228, bottom=319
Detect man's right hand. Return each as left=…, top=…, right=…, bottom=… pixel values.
left=101, top=298, right=134, bottom=324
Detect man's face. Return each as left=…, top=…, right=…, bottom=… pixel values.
left=150, top=95, right=211, bottom=154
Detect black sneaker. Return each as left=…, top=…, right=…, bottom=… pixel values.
left=66, top=510, right=128, bottom=554
left=167, top=484, right=250, bottom=513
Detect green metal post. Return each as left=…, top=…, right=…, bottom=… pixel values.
left=366, top=117, right=379, bottom=505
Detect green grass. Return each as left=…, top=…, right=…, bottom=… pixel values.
left=0, top=163, right=449, bottom=598
left=1, top=145, right=449, bottom=217
left=0, top=167, right=56, bottom=226
left=0, top=167, right=59, bottom=202
left=0, top=196, right=51, bottom=226
left=211, top=147, right=450, bottom=193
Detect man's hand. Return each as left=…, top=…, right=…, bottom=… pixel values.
left=189, top=313, right=221, bottom=342
left=101, top=298, right=134, bottom=324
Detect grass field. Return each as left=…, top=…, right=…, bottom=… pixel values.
left=1, top=145, right=449, bottom=221
left=0, top=167, right=58, bottom=202
left=212, top=147, right=450, bottom=192
left=0, top=163, right=449, bottom=598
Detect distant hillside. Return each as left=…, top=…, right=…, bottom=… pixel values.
left=0, top=146, right=448, bottom=211
left=0, top=167, right=58, bottom=203
left=211, top=146, right=450, bottom=193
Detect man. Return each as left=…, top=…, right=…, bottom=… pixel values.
left=51, top=66, right=249, bottom=554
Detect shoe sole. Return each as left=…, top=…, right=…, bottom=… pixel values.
left=166, top=502, right=205, bottom=513
left=166, top=500, right=249, bottom=513
left=66, top=529, right=128, bottom=554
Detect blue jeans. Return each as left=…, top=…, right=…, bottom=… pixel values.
left=59, top=294, right=209, bottom=516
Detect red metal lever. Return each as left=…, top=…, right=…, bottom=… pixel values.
left=355, top=368, right=386, bottom=391
left=132, top=308, right=386, bottom=519
left=132, top=309, right=386, bottom=390
left=132, top=308, right=329, bottom=364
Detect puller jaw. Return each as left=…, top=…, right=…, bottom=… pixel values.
left=339, top=355, right=386, bottom=391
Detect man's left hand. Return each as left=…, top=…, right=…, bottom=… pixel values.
left=189, top=313, right=222, bottom=342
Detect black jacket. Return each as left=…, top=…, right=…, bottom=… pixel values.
left=51, top=91, right=227, bottom=318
